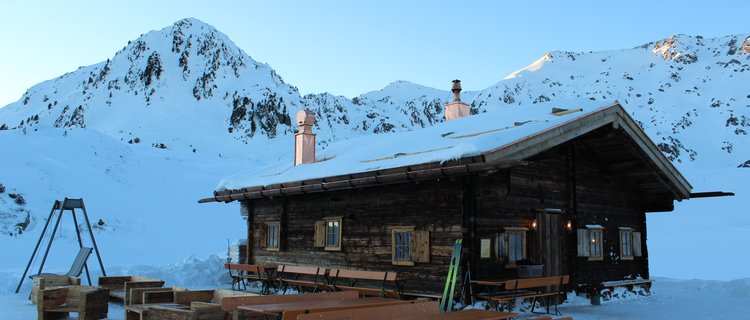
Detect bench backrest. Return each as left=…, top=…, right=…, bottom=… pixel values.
left=221, top=290, right=359, bottom=311
left=225, top=263, right=266, bottom=274
left=97, top=275, right=162, bottom=290
left=333, top=269, right=389, bottom=281
left=279, top=265, right=326, bottom=277
left=39, top=285, right=97, bottom=310
left=174, top=289, right=216, bottom=305
left=297, top=301, right=436, bottom=320
left=514, top=276, right=569, bottom=290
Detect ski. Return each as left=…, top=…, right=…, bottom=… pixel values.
left=440, top=238, right=462, bottom=313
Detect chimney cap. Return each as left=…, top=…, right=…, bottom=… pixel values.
left=451, top=79, right=462, bottom=92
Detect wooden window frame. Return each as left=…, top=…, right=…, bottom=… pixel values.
left=619, top=227, right=634, bottom=260
left=324, top=217, right=342, bottom=251
left=480, top=238, right=492, bottom=259
left=588, top=227, right=604, bottom=261
left=266, top=221, right=280, bottom=251
left=391, top=226, right=415, bottom=266
left=500, top=227, right=528, bottom=268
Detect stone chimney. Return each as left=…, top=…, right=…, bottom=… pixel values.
left=444, top=79, right=470, bottom=120
left=294, top=110, right=316, bottom=165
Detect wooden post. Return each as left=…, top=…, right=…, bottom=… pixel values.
left=241, top=201, right=253, bottom=264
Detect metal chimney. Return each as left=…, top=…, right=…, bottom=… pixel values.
left=445, top=79, right=470, bottom=120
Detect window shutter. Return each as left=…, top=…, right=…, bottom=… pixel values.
left=314, top=220, right=326, bottom=247
left=577, top=229, right=590, bottom=257
left=497, top=233, right=506, bottom=262
left=633, top=231, right=642, bottom=257
left=412, top=231, right=430, bottom=263
left=258, top=224, right=267, bottom=248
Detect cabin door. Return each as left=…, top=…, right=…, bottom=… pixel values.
left=536, top=212, right=564, bottom=277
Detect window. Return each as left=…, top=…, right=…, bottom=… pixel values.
left=392, top=227, right=414, bottom=266
left=391, top=227, right=430, bottom=266
left=314, top=217, right=342, bottom=251
left=620, top=227, right=633, bottom=260
left=577, top=225, right=603, bottom=261
left=590, top=228, right=603, bottom=260
left=620, top=228, right=643, bottom=259
left=266, top=222, right=280, bottom=251
left=499, top=227, right=527, bottom=267
left=325, top=218, right=341, bottom=250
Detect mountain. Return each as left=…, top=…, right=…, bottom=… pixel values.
left=0, top=18, right=459, bottom=153
left=0, top=19, right=748, bottom=281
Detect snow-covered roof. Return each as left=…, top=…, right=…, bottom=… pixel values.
left=203, top=97, right=693, bottom=203
left=217, top=98, right=618, bottom=191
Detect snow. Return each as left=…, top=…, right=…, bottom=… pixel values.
left=504, top=53, right=553, bottom=80
left=0, top=276, right=747, bottom=319
left=0, top=18, right=748, bottom=319
left=218, top=99, right=612, bottom=190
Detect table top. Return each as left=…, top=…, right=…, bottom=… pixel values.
left=397, top=309, right=516, bottom=320
left=238, top=297, right=404, bottom=314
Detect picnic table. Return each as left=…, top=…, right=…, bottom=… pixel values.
left=225, top=263, right=277, bottom=293
left=238, top=297, right=407, bottom=320
left=471, top=276, right=569, bottom=315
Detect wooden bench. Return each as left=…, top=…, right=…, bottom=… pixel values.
left=330, top=269, right=402, bottom=298
left=138, top=289, right=256, bottom=320
left=97, top=275, right=165, bottom=303
left=31, top=274, right=81, bottom=305
left=601, top=279, right=653, bottom=292
left=483, top=275, right=569, bottom=315
left=224, top=263, right=274, bottom=294
left=276, top=265, right=328, bottom=293
left=127, top=286, right=189, bottom=306
left=38, top=285, right=109, bottom=320
left=221, top=290, right=359, bottom=319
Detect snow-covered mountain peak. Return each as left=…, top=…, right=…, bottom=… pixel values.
left=0, top=17, right=305, bottom=152
left=504, top=52, right=554, bottom=80
left=364, top=80, right=448, bottom=100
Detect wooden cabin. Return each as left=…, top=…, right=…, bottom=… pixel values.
left=200, top=97, right=693, bottom=293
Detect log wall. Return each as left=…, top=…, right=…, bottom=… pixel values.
left=248, top=179, right=464, bottom=292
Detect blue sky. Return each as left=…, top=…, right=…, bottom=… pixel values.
left=0, top=0, right=746, bottom=107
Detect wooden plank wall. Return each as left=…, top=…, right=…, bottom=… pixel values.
left=250, top=179, right=464, bottom=292
left=572, top=146, right=650, bottom=285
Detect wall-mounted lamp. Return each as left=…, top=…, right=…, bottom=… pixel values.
left=530, top=219, right=538, bottom=230
left=565, top=220, right=573, bottom=231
